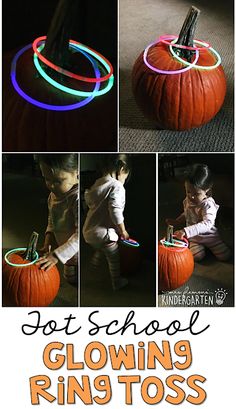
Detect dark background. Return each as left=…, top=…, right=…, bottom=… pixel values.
left=80, top=153, right=156, bottom=262
left=2, top=0, right=117, bottom=65
left=158, top=153, right=234, bottom=225
left=2, top=0, right=118, bottom=153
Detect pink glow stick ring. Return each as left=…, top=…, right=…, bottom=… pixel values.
left=143, top=37, right=199, bottom=75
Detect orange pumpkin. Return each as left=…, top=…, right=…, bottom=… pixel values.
left=132, top=8, right=226, bottom=131
left=3, top=49, right=116, bottom=152
left=2, top=251, right=60, bottom=307
left=158, top=238, right=194, bottom=291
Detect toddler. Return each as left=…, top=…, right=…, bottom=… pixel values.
left=166, top=164, right=230, bottom=262
left=36, top=154, right=79, bottom=284
left=82, top=154, right=130, bottom=290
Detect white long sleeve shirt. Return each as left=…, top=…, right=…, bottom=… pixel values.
left=46, top=185, right=78, bottom=264
left=83, top=175, right=125, bottom=246
left=183, top=196, right=219, bottom=241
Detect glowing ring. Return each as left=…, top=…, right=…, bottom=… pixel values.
left=143, top=37, right=199, bottom=74
left=160, top=239, right=188, bottom=248
left=159, top=35, right=211, bottom=51
left=34, top=43, right=114, bottom=97
left=4, top=248, right=39, bottom=267
left=33, top=36, right=113, bottom=83
left=11, top=43, right=100, bottom=111
left=121, top=238, right=140, bottom=248
left=170, top=39, right=222, bottom=70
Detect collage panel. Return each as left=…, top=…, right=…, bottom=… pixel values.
left=0, top=1, right=236, bottom=408
left=3, top=0, right=117, bottom=152
left=2, top=154, right=79, bottom=307
left=1, top=2, right=234, bottom=312
left=119, top=0, right=234, bottom=152
left=80, top=153, right=156, bottom=307
left=158, top=153, right=234, bottom=307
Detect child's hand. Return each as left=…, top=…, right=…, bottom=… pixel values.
left=117, top=223, right=130, bottom=240
left=166, top=218, right=178, bottom=227
left=36, top=252, right=58, bottom=272
left=120, top=230, right=130, bottom=240
left=174, top=229, right=186, bottom=240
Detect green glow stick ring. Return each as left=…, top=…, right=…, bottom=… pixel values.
left=4, top=248, right=39, bottom=267
left=160, top=238, right=188, bottom=248
left=169, top=39, right=222, bottom=70
left=34, top=43, right=114, bottom=97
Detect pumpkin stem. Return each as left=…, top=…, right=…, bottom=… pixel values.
left=42, top=0, right=80, bottom=68
left=25, top=232, right=39, bottom=261
left=176, top=6, right=200, bottom=62
left=166, top=225, right=174, bottom=244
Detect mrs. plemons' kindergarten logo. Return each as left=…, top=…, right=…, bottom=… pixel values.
left=161, top=286, right=228, bottom=307
left=215, top=288, right=228, bottom=305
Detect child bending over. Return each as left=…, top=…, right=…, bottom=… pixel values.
left=83, top=154, right=130, bottom=290
left=166, top=164, right=230, bottom=262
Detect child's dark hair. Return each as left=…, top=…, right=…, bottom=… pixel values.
left=102, top=154, right=131, bottom=178
left=35, top=154, right=78, bottom=173
left=186, top=164, right=213, bottom=191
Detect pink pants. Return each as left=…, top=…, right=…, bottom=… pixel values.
left=190, top=234, right=230, bottom=261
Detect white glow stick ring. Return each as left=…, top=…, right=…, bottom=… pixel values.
left=170, top=39, right=222, bottom=70
left=4, top=248, right=39, bottom=267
